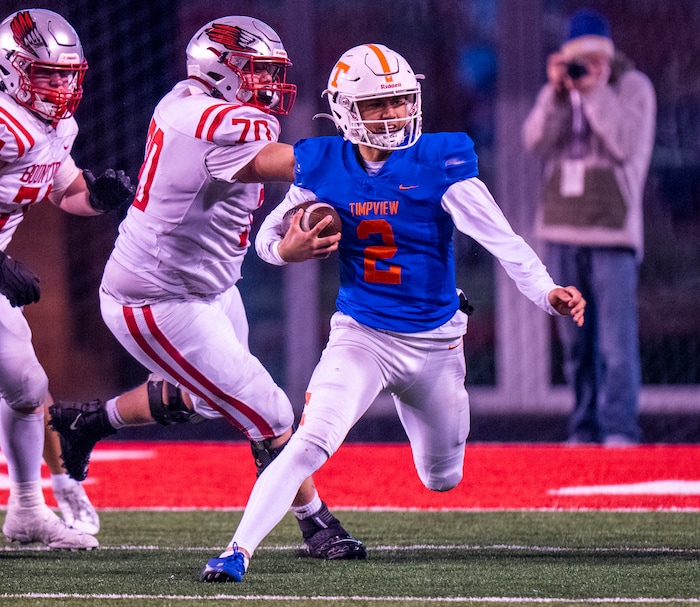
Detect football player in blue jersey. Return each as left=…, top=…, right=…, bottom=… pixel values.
left=200, top=43, right=586, bottom=582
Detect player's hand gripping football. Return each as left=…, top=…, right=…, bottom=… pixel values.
left=84, top=168, right=136, bottom=213
left=278, top=208, right=341, bottom=262
left=0, top=250, right=41, bottom=307
left=548, top=286, right=586, bottom=327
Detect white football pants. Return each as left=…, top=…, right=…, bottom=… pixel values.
left=99, top=284, right=293, bottom=441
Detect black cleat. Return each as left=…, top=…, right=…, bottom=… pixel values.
left=49, top=399, right=117, bottom=481
left=298, top=526, right=367, bottom=560
left=296, top=502, right=367, bottom=560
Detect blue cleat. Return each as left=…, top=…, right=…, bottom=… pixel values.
left=200, top=550, right=246, bottom=583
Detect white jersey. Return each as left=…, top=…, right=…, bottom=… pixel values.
left=102, top=80, right=280, bottom=304
left=0, top=92, right=79, bottom=411
left=0, top=94, right=79, bottom=250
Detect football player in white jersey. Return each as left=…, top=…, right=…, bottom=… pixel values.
left=200, top=43, right=587, bottom=582
left=0, top=8, right=135, bottom=549
left=50, top=16, right=365, bottom=568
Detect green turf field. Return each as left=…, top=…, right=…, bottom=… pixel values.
left=1, top=510, right=699, bottom=606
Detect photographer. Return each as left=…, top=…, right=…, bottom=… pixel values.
left=522, top=8, right=656, bottom=446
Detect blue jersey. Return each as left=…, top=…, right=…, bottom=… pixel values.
left=293, top=132, right=479, bottom=332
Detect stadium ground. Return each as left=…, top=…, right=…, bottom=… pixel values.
left=2, top=443, right=699, bottom=606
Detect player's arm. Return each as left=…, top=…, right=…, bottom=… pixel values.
left=443, top=178, right=579, bottom=318
left=49, top=156, right=135, bottom=216
left=48, top=168, right=95, bottom=215
left=234, top=142, right=295, bottom=183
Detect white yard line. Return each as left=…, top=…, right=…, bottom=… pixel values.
left=1, top=592, right=699, bottom=603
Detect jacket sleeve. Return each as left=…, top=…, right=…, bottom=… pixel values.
left=522, top=84, right=571, bottom=155
left=581, top=70, right=656, bottom=163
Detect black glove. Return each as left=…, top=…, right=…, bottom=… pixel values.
left=84, top=168, right=136, bottom=213
left=0, top=250, right=41, bottom=307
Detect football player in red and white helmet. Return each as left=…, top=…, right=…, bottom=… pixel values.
left=0, top=8, right=136, bottom=550
left=185, top=15, right=296, bottom=115
left=48, top=15, right=364, bottom=576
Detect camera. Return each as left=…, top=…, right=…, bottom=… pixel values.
left=566, top=61, right=588, bottom=80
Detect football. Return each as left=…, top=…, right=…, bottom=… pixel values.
left=281, top=201, right=342, bottom=238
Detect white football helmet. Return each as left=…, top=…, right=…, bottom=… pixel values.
left=320, top=43, right=422, bottom=150
left=186, top=16, right=296, bottom=115
left=0, top=9, right=87, bottom=121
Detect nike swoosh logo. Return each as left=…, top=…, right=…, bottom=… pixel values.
left=448, top=343, right=461, bottom=350
left=69, top=413, right=82, bottom=430
left=399, top=184, right=419, bottom=190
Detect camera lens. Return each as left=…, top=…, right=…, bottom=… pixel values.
left=566, top=62, right=588, bottom=79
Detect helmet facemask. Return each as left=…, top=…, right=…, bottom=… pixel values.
left=12, top=55, right=86, bottom=120
left=214, top=51, right=296, bottom=115
left=333, top=89, right=421, bottom=150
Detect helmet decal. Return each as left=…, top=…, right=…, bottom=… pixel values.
left=365, top=44, right=394, bottom=83
left=10, top=11, right=46, bottom=59
left=329, top=61, right=350, bottom=89
left=205, top=23, right=257, bottom=53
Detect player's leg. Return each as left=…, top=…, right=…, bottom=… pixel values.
left=49, top=378, right=193, bottom=481
left=202, top=313, right=384, bottom=581
left=247, top=426, right=365, bottom=563
left=207, top=301, right=368, bottom=579
left=0, top=303, right=97, bottom=549
left=42, top=393, right=99, bottom=534
left=202, top=434, right=330, bottom=582
left=392, top=331, right=470, bottom=492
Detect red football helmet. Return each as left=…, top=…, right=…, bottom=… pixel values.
left=186, top=16, right=296, bottom=115
left=0, top=9, right=87, bottom=121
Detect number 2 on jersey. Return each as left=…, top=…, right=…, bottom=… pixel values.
left=357, top=219, right=401, bottom=284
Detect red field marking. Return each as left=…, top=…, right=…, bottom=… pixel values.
left=3, top=442, right=699, bottom=510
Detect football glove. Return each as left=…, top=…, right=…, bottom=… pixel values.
left=84, top=168, right=136, bottom=213
left=0, top=250, right=41, bottom=307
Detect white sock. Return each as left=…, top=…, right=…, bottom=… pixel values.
left=291, top=492, right=323, bottom=520
left=51, top=472, right=75, bottom=493
left=105, top=397, right=126, bottom=429
left=9, top=480, right=45, bottom=510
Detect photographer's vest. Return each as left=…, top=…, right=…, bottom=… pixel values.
left=542, top=87, right=627, bottom=231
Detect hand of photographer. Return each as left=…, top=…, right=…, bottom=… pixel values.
left=546, top=51, right=568, bottom=93
left=566, top=54, right=611, bottom=95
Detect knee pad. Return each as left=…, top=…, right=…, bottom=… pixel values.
left=147, top=374, right=194, bottom=426
left=250, top=435, right=290, bottom=477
